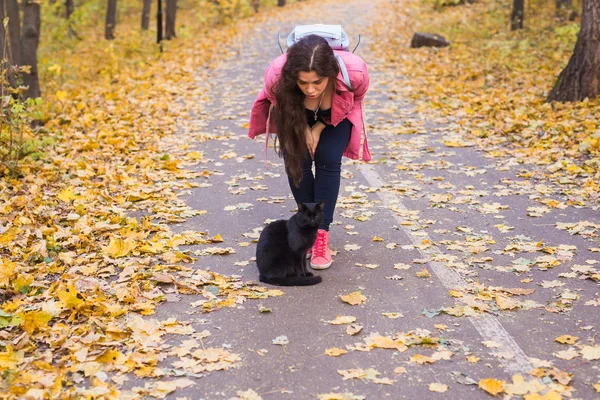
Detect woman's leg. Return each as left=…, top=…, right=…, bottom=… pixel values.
left=313, top=119, right=352, bottom=231
left=286, top=149, right=315, bottom=204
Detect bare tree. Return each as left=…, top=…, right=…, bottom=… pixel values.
left=105, top=0, right=117, bottom=40
left=21, top=0, right=40, bottom=99
left=165, top=0, right=176, bottom=39
left=142, top=0, right=151, bottom=30
left=511, top=0, right=524, bottom=30
left=278, top=0, right=286, bottom=6
left=547, top=0, right=600, bottom=102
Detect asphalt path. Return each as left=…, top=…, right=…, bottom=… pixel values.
left=130, top=0, right=600, bottom=398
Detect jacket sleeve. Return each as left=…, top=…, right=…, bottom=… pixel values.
left=248, top=58, right=284, bottom=138
left=263, top=56, right=285, bottom=104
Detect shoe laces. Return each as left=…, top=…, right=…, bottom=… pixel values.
left=314, top=231, right=327, bottom=257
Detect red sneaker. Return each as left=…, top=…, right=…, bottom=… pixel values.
left=310, top=229, right=332, bottom=270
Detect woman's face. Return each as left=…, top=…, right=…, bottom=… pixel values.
left=297, top=70, right=329, bottom=99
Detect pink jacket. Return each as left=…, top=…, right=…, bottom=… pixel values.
left=248, top=50, right=371, bottom=161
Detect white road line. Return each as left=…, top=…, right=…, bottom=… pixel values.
left=358, top=164, right=534, bottom=374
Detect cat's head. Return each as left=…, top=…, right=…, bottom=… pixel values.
left=296, top=201, right=325, bottom=228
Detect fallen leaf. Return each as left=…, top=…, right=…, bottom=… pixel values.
left=479, top=378, right=505, bottom=396
left=429, top=383, right=448, bottom=393
left=411, top=354, right=435, bottom=364
left=554, top=348, right=579, bottom=360
left=416, top=268, right=432, bottom=278
left=555, top=335, right=578, bottom=344
left=483, top=340, right=500, bottom=348
left=581, top=346, right=600, bottom=360
left=325, top=348, right=348, bottom=357
left=346, top=324, right=363, bottom=336
left=327, top=315, right=357, bottom=325
left=504, top=374, right=542, bottom=396
left=369, top=334, right=408, bottom=351
left=340, top=291, right=367, bottom=306
left=317, top=392, right=365, bottom=400
left=272, top=336, right=289, bottom=346
left=235, top=389, right=263, bottom=400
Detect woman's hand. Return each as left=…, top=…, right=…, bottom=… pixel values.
left=306, top=122, right=326, bottom=160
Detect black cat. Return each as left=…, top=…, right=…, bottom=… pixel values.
left=256, top=202, right=325, bottom=286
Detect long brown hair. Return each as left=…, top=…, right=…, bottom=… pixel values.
left=273, top=35, right=339, bottom=187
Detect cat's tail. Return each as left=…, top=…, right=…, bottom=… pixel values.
left=259, top=275, right=322, bottom=286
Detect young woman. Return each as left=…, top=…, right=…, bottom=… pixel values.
left=248, top=34, right=370, bottom=270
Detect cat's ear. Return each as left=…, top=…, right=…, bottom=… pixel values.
left=297, top=202, right=306, bottom=211
left=316, top=201, right=325, bottom=211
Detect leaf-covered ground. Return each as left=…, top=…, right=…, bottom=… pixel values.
left=1, top=0, right=599, bottom=398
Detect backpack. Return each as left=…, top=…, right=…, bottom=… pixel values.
left=278, top=24, right=361, bottom=89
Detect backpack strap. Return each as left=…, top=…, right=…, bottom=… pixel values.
left=334, top=53, right=352, bottom=90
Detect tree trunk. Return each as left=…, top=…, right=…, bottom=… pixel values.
left=105, top=0, right=117, bottom=40
left=277, top=0, right=285, bottom=6
left=21, top=0, right=41, bottom=99
left=142, top=0, right=151, bottom=30
left=0, top=0, right=17, bottom=90
left=65, top=0, right=74, bottom=18
left=251, top=0, right=259, bottom=12
left=0, top=0, right=5, bottom=61
left=511, top=0, right=524, bottom=30
left=157, top=0, right=163, bottom=44
left=165, top=0, right=176, bottom=39
left=5, top=0, right=21, bottom=65
left=547, top=0, right=600, bottom=102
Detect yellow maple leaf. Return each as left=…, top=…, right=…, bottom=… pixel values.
left=479, top=378, right=505, bottom=396
left=0, top=345, right=23, bottom=370
left=593, top=382, right=600, bottom=393
left=467, top=356, right=480, bottom=363
left=96, top=349, right=121, bottom=364
left=19, top=310, right=53, bottom=334
left=12, top=274, right=32, bottom=294
left=340, top=291, right=366, bottom=305
left=369, top=335, right=408, bottom=351
left=57, top=188, right=77, bottom=202
left=57, top=284, right=84, bottom=309
left=103, top=237, right=136, bottom=258
left=523, top=391, right=562, bottom=400
left=0, top=259, right=17, bottom=288
left=372, top=236, right=384, bottom=242
left=555, top=335, right=578, bottom=345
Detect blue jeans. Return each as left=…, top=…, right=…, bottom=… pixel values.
left=287, top=119, right=352, bottom=231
